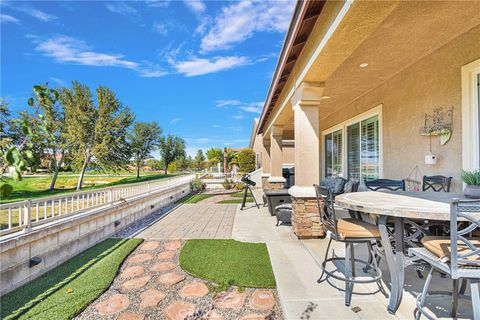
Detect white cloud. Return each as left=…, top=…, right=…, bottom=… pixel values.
left=200, top=0, right=295, bottom=52
left=17, top=7, right=57, bottom=22
left=183, top=0, right=206, bottom=14
left=152, top=21, right=168, bottom=36
left=171, top=56, right=250, bottom=77
left=34, top=35, right=139, bottom=69
left=138, top=68, right=168, bottom=77
left=212, top=124, right=221, bottom=128
left=216, top=100, right=241, bottom=107
left=105, top=2, right=138, bottom=17
left=170, top=118, right=181, bottom=124
left=232, top=113, right=244, bottom=120
left=1, top=14, right=19, bottom=24
left=145, top=0, right=171, bottom=8
left=49, top=77, right=66, bottom=86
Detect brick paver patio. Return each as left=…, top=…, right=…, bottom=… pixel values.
left=136, top=204, right=236, bottom=239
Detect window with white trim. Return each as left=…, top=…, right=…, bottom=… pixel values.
left=323, top=108, right=381, bottom=181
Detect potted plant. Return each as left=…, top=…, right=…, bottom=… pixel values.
left=460, top=169, right=480, bottom=199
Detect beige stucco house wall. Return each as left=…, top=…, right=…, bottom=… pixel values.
left=321, top=25, right=480, bottom=192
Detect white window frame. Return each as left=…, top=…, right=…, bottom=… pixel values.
left=462, top=59, right=480, bottom=171
left=321, top=105, right=383, bottom=179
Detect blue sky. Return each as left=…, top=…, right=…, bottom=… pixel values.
left=1, top=0, right=295, bottom=156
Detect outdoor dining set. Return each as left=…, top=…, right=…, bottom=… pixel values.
left=263, top=176, right=480, bottom=319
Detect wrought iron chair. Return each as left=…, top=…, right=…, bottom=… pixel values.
left=314, top=184, right=383, bottom=306
left=365, top=178, right=405, bottom=191
left=409, top=199, right=480, bottom=320
left=422, top=175, right=452, bottom=192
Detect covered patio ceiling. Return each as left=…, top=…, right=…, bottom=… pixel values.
left=262, top=0, right=480, bottom=137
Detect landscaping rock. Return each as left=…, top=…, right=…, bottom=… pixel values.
left=164, top=240, right=182, bottom=251
left=128, top=253, right=153, bottom=264
left=139, top=288, right=166, bottom=308
left=214, top=291, right=247, bottom=309
left=120, top=266, right=145, bottom=279
left=151, top=261, right=176, bottom=272
left=164, top=301, right=196, bottom=320
left=250, top=290, right=276, bottom=311
left=158, top=272, right=186, bottom=286
left=201, top=310, right=225, bottom=320
left=179, top=282, right=209, bottom=298
left=139, top=240, right=160, bottom=251
left=117, top=312, right=145, bottom=320
left=239, top=314, right=268, bottom=320
left=121, top=275, right=152, bottom=292
left=95, top=294, right=129, bottom=315
left=158, top=250, right=176, bottom=260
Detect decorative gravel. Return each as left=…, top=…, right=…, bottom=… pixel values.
left=75, top=240, right=284, bottom=320
left=112, top=203, right=178, bottom=238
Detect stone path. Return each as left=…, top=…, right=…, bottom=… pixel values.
left=76, top=240, right=283, bottom=320
left=137, top=204, right=236, bottom=240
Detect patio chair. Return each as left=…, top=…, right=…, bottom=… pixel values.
left=422, top=175, right=452, bottom=192
left=365, top=178, right=405, bottom=191
left=320, top=176, right=348, bottom=198
left=409, top=199, right=480, bottom=320
left=314, top=184, right=383, bottom=307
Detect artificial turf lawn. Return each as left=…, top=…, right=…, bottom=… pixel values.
left=179, top=239, right=276, bottom=289
left=216, top=197, right=253, bottom=204
left=0, top=238, right=142, bottom=320
left=175, top=193, right=213, bottom=204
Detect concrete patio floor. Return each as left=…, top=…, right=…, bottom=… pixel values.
left=232, top=190, right=474, bottom=320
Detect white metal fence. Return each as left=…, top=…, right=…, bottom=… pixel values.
left=200, top=172, right=239, bottom=184
left=0, top=175, right=194, bottom=236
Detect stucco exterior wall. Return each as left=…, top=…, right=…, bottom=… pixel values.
left=320, top=26, right=480, bottom=192
left=283, top=144, right=295, bottom=165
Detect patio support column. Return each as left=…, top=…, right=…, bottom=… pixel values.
left=261, top=137, right=272, bottom=190
left=289, top=82, right=324, bottom=239
left=268, top=125, right=286, bottom=189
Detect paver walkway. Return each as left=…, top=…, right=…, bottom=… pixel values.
left=137, top=204, right=236, bottom=239
left=76, top=240, right=283, bottom=320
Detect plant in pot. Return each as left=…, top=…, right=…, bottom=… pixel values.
left=460, top=169, right=480, bottom=199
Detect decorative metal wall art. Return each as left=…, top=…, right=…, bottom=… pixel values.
left=420, top=107, right=454, bottom=145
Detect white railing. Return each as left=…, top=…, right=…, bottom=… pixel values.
left=0, top=175, right=194, bottom=236
left=200, top=172, right=239, bottom=184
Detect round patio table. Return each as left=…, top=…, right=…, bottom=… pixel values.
left=335, top=191, right=476, bottom=314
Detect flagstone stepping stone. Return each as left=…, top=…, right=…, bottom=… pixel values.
left=158, top=272, right=185, bottom=286
left=164, top=301, right=196, bottom=320
left=128, top=253, right=153, bottom=264
left=139, top=240, right=160, bottom=251
left=95, top=294, right=129, bottom=315
left=179, top=282, right=209, bottom=298
left=249, top=290, right=276, bottom=311
left=120, top=266, right=145, bottom=279
left=151, top=261, right=176, bottom=272
left=238, top=314, right=267, bottom=320
left=121, top=275, right=152, bottom=292
left=158, top=251, right=176, bottom=260
left=201, top=310, right=224, bottom=320
left=139, top=288, right=166, bottom=309
left=117, top=312, right=145, bottom=320
left=214, top=291, right=247, bottom=309
left=164, top=240, right=182, bottom=251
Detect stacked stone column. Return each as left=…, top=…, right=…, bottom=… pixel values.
left=289, top=82, right=325, bottom=239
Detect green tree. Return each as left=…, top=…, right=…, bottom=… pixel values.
left=194, top=149, right=205, bottom=171
left=145, top=158, right=163, bottom=171
left=223, top=147, right=238, bottom=172
left=206, top=147, right=222, bottom=169
left=159, top=135, right=186, bottom=174
left=129, top=122, right=162, bottom=179
left=174, top=155, right=192, bottom=172
left=31, top=84, right=69, bottom=190
left=237, top=148, right=256, bottom=173
left=62, top=82, right=134, bottom=190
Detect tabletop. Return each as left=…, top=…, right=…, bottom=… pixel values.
left=335, top=191, right=480, bottom=221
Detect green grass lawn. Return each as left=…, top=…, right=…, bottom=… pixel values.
left=176, top=193, right=214, bottom=204
left=216, top=197, right=253, bottom=204
left=0, top=238, right=142, bottom=320
left=1, top=173, right=178, bottom=204
left=179, top=239, right=276, bottom=290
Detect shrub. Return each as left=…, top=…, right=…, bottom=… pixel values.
left=191, top=178, right=206, bottom=193
left=223, top=179, right=235, bottom=190
left=460, top=169, right=480, bottom=185
left=234, top=182, right=245, bottom=191
left=237, top=149, right=256, bottom=173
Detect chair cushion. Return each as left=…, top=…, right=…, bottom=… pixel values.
left=336, top=218, right=380, bottom=239
left=421, top=236, right=480, bottom=263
